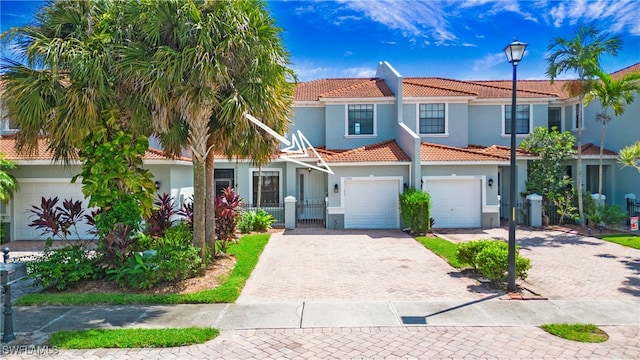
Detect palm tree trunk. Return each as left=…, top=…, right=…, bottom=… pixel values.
left=193, top=158, right=207, bottom=263
left=257, top=166, right=262, bottom=210
left=576, top=110, right=584, bottom=224
left=205, top=149, right=216, bottom=254
left=598, top=116, right=606, bottom=202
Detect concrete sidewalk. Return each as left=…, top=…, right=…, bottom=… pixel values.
left=13, top=298, right=640, bottom=335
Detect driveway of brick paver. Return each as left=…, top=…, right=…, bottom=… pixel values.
left=237, top=229, right=494, bottom=303
left=436, top=227, right=640, bottom=300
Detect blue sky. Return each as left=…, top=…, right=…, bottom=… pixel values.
left=2, top=0, right=639, bottom=82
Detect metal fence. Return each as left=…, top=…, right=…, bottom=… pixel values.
left=542, top=201, right=562, bottom=225
left=628, top=198, right=640, bottom=218
left=296, top=200, right=326, bottom=227
left=501, top=201, right=529, bottom=225
left=240, top=203, right=285, bottom=228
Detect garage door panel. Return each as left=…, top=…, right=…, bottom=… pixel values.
left=13, top=182, right=93, bottom=240
left=425, top=179, right=481, bottom=228
left=344, top=180, right=399, bottom=229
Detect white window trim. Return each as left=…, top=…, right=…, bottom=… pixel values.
left=344, top=104, right=377, bottom=138
left=417, top=103, right=449, bottom=137
left=249, top=167, right=283, bottom=204
left=501, top=104, right=533, bottom=137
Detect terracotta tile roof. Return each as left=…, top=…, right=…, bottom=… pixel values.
left=467, top=144, right=532, bottom=158
left=611, top=62, right=640, bottom=79
left=0, top=136, right=191, bottom=162
left=578, top=143, right=617, bottom=156
left=0, top=136, right=57, bottom=160
left=422, top=142, right=506, bottom=162
left=324, top=140, right=410, bottom=163
left=294, top=78, right=394, bottom=101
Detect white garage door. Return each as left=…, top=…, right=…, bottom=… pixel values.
left=424, top=178, right=481, bottom=228
left=13, top=181, right=93, bottom=240
left=344, top=179, right=400, bottom=229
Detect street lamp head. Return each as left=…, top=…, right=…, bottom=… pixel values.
left=504, top=39, right=527, bottom=65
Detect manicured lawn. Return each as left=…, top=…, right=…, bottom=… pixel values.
left=598, top=234, right=640, bottom=249
left=49, top=327, right=219, bottom=349
left=16, top=233, right=269, bottom=306
left=540, top=323, right=608, bottom=343
left=415, top=236, right=466, bottom=268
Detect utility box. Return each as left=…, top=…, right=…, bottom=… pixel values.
left=0, top=262, right=27, bottom=286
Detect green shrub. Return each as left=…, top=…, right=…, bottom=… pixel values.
left=399, top=188, right=431, bottom=234
left=599, top=204, right=626, bottom=227
left=238, top=210, right=275, bottom=233
left=133, top=222, right=192, bottom=251
left=26, top=244, right=95, bottom=290
left=108, top=245, right=202, bottom=290
left=588, top=204, right=627, bottom=227
left=456, top=240, right=492, bottom=269
left=474, top=241, right=531, bottom=285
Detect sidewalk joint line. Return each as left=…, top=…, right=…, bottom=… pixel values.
left=212, top=303, right=230, bottom=328
left=299, top=301, right=305, bottom=328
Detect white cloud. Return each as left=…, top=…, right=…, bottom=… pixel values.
left=336, top=0, right=456, bottom=45
left=342, top=66, right=376, bottom=78
left=547, top=0, right=640, bottom=35
left=344, top=51, right=353, bottom=56
left=472, top=52, right=506, bottom=72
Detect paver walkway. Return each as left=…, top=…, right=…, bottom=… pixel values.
left=6, top=326, right=639, bottom=359
left=436, top=228, right=640, bottom=300
left=238, top=229, right=494, bottom=303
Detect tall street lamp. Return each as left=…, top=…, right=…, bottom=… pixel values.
left=503, top=39, right=527, bottom=292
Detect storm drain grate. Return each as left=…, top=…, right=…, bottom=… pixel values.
left=401, top=316, right=427, bottom=325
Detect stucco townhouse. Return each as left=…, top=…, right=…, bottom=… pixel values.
left=1, top=61, right=639, bottom=240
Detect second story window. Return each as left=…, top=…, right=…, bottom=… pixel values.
left=347, top=104, right=374, bottom=135
left=504, top=104, right=530, bottom=135
left=548, top=107, right=561, bottom=131
left=575, top=103, right=582, bottom=129
left=419, top=103, right=446, bottom=134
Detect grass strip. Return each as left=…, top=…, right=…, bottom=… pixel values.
left=48, top=327, right=219, bottom=349
left=415, top=236, right=465, bottom=268
left=540, top=323, right=608, bottom=343
left=16, top=233, right=269, bottom=306
left=598, top=234, right=640, bottom=249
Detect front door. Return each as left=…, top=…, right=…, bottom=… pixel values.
left=297, top=169, right=326, bottom=221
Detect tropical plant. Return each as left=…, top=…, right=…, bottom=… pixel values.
left=0, top=1, right=151, bottom=161
left=114, top=0, right=293, bottom=263
left=519, top=127, right=576, bottom=197
left=399, top=188, right=431, bottom=234
left=238, top=210, right=276, bottom=233
left=26, top=244, right=95, bottom=290
left=585, top=69, right=640, bottom=199
left=28, top=197, right=89, bottom=242
left=214, top=187, right=243, bottom=241
left=146, top=193, right=176, bottom=238
left=546, top=23, right=622, bottom=224
left=618, top=141, right=640, bottom=172
left=0, top=153, right=19, bottom=203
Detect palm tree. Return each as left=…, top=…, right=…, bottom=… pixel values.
left=546, top=23, right=622, bottom=223
left=1, top=0, right=150, bottom=160
left=116, top=0, right=293, bottom=261
left=0, top=153, right=19, bottom=203
left=585, top=69, right=640, bottom=200
left=618, top=141, right=640, bottom=173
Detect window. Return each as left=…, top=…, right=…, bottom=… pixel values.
left=548, top=107, right=561, bottom=131
left=214, top=169, right=234, bottom=195
left=504, top=104, right=530, bottom=134
left=575, top=103, right=582, bottom=129
left=419, top=103, right=446, bottom=134
left=347, top=104, right=374, bottom=135
left=252, top=170, right=280, bottom=205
